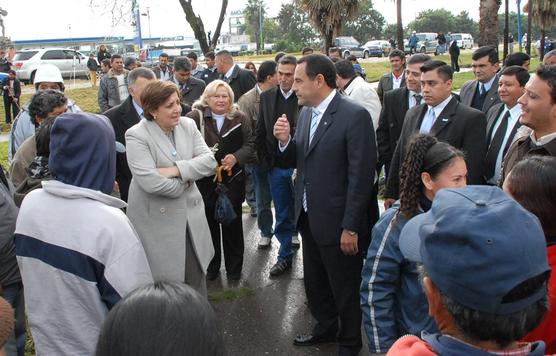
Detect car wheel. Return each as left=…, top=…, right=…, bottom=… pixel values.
left=420, top=46, right=426, bottom=53
left=30, top=70, right=36, bottom=85
left=343, top=51, right=350, bottom=59
left=363, top=51, right=369, bottom=59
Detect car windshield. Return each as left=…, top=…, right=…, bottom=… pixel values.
left=417, top=35, right=426, bottom=41
left=14, top=51, right=38, bottom=61
left=452, top=35, right=462, bottom=40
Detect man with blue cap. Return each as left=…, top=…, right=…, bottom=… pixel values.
left=388, top=186, right=551, bottom=355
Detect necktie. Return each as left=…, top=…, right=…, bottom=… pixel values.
left=303, top=108, right=321, bottom=212
left=485, top=110, right=510, bottom=180
left=480, top=83, right=487, bottom=97
left=420, top=107, right=436, bottom=134
left=308, top=108, right=320, bottom=144
left=414, top=94, right=422, bottom=106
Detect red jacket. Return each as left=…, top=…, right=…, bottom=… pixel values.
left=523, top=244, right=556, bottom=353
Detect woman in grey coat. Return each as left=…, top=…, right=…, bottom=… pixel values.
left=125, top=81, right=217, bottom=294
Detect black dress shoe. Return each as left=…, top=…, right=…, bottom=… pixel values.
left=293, top=332, right=336, bottom=346
left=227, top=272, right=241, bottom=281
left=269, top=259, right=292, bottom=276
left=206, top=271, right=220, bottom=281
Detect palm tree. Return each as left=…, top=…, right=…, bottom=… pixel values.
left=396, top=0, right=403, bottom=50
left=294, top=0, right=359, bottom=54
left=525, top=0, right=556, bottom=59
left=478, top=0, right=500, bottom=48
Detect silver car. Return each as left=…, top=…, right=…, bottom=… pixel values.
left=13, top=48, right=89, bottom=84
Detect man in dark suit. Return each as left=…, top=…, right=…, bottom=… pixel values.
left=484, top=66, right=529, bottom=185
left=459, top=46, right=501, bottom=113
left=2, top=70, right=21, bottom=124
left=384, top=61, right=486, bottom=207
left=274, top=54, right=375, bottom=356
left=171, top=57, right=206, bottom=106
left=376, top=49, right=406, bottom=103
left=377, top=54, right=430, bottom=178
left=104, top=67, right=156, bottom=202
left=215, top=50, right=256, bottom=102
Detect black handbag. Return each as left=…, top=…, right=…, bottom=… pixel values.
left=214, top=166, right=237, bottom=224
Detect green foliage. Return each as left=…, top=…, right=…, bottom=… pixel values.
left=276, top=3, right=317, bottom=49
left=273, top=40, right=302, bottom=53
left=342, top=0, right=385, bottom=43
left=407, top=9, right=455, bottom=34
left=244, top=0, right=266, bottom=50
left=497, top=12, right=556, bottom=40
left=453, top=11, right=479, bottom=39
left=383, top=23, right=399, bottom=42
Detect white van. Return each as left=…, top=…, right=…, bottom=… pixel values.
left=451, top=33, right=474, bottom=49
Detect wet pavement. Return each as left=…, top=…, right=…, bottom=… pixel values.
left=208, top=213, right=339, bottom=356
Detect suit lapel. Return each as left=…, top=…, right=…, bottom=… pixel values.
left=122, top=97, right=141, bottom=129
left=483, top=75, right=499, bottom=111
left=305, top=93, right=340, bottom=157
left=144, top=120, right=180, bottom=162
left=486, top=104, right=505, bottom=145
left=430, top=97, right=458, bottom=136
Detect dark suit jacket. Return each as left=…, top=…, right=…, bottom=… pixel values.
left=486, top=102, right=505, bottom=137
left=384, top=96, right=487, bottom=199
left=104, top=96, right=141, bottom=202
left=376, top=72, right=406, bottom=104
left=377, top=87, right=410, bottom=171
left=281, top=92, right=375, bottom=250
left=175, top=77, right=206, bottom=106
left=226, top=65, right=256, bottom=102
left=459, top=76, right=501, bottom=113
left=2, top=77, right=21, bottom=99
left=256, top=86, right=299, bottom=168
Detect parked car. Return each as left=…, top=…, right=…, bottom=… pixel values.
left=404, top=32, right=439, bottom=54
left=450, top=33, right=474, bottom=49
left=335, top=36, right=365, bottom=59
left=13, top=48, right=89, bottom=84
left=362, top=40, right=392, bottom=58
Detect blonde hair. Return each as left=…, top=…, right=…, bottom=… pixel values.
left=193, top=79, right=235, bottom=112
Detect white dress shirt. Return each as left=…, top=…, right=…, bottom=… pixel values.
left=487, top=104, right=521, bottom=185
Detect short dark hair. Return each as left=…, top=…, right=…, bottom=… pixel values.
left=500, top=65, right=530, bottom=87
left=8, top=69, right=16, bottom=75
left=28, top=90, right=68, bottom=126
left=504, top=52, right=530, bottom=67
left=536, top=65, right=556, bottom=103
left=128, top=67, right=156, bottom=86
left=407, top=53, right=431, bottom=66
left=110, top=54, right=122, bottom=63
left=297, top=54, right=337, bottom=89
left=159, top=52, right=169, bottom=59
left=328, top=47, right=341, bottom=55
left=301, top=47, right=314, bottom=55
left=389, top=49, right=406, bottom=61
left=95, top=282, right=225, bottom=356
left=215, top=50, right=232, bottom=60
left=35, top=117, right=57, bottom=157
left=257, top=60, right=277, bottom=83
left=506, top=156, right=556, bottom=237
left=421, top=60, right=453, bottom=81
left=346, top=54, right=357, bottom=62
left=334, top=59, right=356, bottom=80
left=278, top=55, right=297, bottom=66
left=173, top=56, right=192, bottom=73
left=141, top=81, right=181, bottom=120
left=101, top=58, right=111, bottom=67
left=204, top=51, right=215, bottom=60
left=274, top=51, right=286, bottom=63
left=472, top=46, right=499, bottom=65
left=186, top=51, right=197, bottom=60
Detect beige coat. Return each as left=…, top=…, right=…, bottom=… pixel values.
left=125, top=117, right=217, bottom=281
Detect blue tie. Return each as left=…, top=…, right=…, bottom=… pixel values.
left=420, top=107, right=437, bottom=134
left=309, top=108, right=320, bottom=144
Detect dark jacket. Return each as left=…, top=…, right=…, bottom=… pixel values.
left=0, top=165, right=21, bottom=288
left=500, top=134, right=556, bottom=185
left=385, top=97, right=487, bottom=199
left=256, top=86, right=300, bottom=168
left=361, top=202, right=437, bottom=353
left=225, top=65, right=256, bottom=102
left=104, top=96, right=141, bottom=202
left=280, top=92, right=375, bottom=248
left=377, top=72, right=406, bottom=104
left=459, top=75, right=501, bottom=114
left=449, top=40, right=460, bottom=56
left=97, top=50, right=111, bottom=63
left=187, top=106, right=255, bottom=207
left=377, top=87, right=410, bottom=171
left=2, top=77, right=21, bottom=99
left=87, top=57, right=99, bottom=71
left=200, top=67, right=220, bottom=85
left=173, top=76, right=206, bottom=106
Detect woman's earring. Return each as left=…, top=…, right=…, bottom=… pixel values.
left=153, top=115, right=157, bottom=120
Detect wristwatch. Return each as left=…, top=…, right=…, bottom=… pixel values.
left=347, top=230, right=357, bottom=236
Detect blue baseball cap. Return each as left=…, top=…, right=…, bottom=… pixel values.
left=399, top=186, right=550, bottom=315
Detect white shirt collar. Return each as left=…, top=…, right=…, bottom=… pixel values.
left=314, top=89, right=337, bottom=115
left=132, top=98, right=143, bottom=118
left=225, top=64, right=236, bottom=79
left=280, top=87, right=293, bottom=99
left=506, top=103, right=522, bottom=121
left=481, top=74, right=497, bottom=92
left=427, top=95, right=453, bottom=118
left=255, top=84, right=262, bottom=94
left=531, top=131, right=556, bottom=146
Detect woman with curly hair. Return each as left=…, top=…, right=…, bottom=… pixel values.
left=360, top=134, right=467, bottom=354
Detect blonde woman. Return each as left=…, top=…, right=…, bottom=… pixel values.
left=125, top=81, right=217, bottom=294
left=187, top=80, right=255, bottom=281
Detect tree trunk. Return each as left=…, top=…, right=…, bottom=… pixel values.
left=526, top=1, right=532, bottom=55
left=179, top=0, right=228, bottom=54
left=396, top=0, right=404, bottom=50
left=479, top=0, right=500, bottom=48
left=540, top=29, right=546, bottom=59
left=503, top=0, right=509, bottom=62
left=324, top=28, right=334, bottom=55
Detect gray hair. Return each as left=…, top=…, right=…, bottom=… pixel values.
left=544, top=49, right=556, bottom=65
left=173, top=57, right=192, bottom=73
left=28, top=89, right=67, bottom=126
left=128, top=67, right=155, bottom=87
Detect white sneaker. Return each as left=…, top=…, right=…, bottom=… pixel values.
left=292, top=235, right=301, bottom=248
left=258, top=236, right=271, bottom=249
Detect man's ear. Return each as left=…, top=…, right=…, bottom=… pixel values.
left=423, top=276, right=441, bottom=316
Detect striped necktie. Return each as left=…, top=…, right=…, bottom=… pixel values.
left=308, top=108, right=320, bottom=144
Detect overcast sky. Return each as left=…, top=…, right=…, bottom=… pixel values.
left=2, top=0, right=521, bottom=41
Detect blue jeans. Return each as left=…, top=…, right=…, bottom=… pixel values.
left=268, top=167, right=295, bottom=261
left=3, top=282, right=25, bottom=356
left=252, top=164, right=273, bottom=238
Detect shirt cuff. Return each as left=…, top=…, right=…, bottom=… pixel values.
left=278, top=136, right=291, bottom=152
